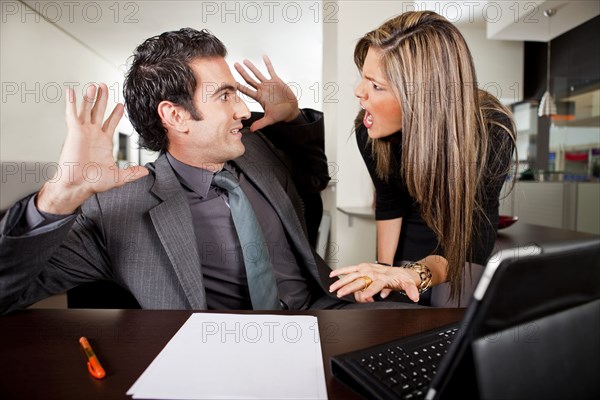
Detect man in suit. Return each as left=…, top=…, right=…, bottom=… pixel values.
left=0, top=28, right=418, bottom=314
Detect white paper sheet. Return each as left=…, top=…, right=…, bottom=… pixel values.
left=127, top=313, right=328, bottom=399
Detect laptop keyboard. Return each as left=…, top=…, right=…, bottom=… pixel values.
left=344, top=325, right=459, bottom=399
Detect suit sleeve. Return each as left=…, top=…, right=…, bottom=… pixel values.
left=244, top=109, right=330, bottom=194
left=0, top=194, right=111, bottom=314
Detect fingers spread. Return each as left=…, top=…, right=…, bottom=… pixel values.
left=262, top=55, right=278, bottom=78
left=90, top=83, right=108, bottom=125
left=234, top=62, right=259, bottom=88
left=65, top=88, right=77, bottom=125
left=236, top=82, right=257, bottom=101
left=102, top=103, right=124, bottom=133
left=243, top=58, right=269, bottom=81
left=79, top=84, right=98, bottom=122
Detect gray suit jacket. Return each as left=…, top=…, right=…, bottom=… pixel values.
left=0, top=114, right=334, bottom=314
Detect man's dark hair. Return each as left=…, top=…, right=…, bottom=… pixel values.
left=124, top=28, right=227, bottom=152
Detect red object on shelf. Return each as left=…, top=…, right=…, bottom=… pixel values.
left=498, top=215, right=519, bottom=230
left=551, top=114, right=576, bottom=122
left=565, top=152, right=588, bottom=162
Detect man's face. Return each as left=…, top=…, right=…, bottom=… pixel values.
left=178, top=57, right=250, bottom=168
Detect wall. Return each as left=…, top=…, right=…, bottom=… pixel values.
left=0, top=12, right=127, bottom=164
left=499, top=181, right=600, bottom=235
left=459, top=25, right=523, bottom=104
left=1, top=0, right=325, bottom=207
left=0, top=5, right=135, bottom=209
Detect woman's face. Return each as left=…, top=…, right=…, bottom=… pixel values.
left=354, top=47, right=403, bottom=139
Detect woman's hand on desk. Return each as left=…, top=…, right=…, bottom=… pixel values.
left=328, top=263, right=422, bottom=303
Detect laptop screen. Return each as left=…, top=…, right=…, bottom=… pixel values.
left=427, top=238, right=600, bottom=399
left=330, top=237, right=600, bottom=400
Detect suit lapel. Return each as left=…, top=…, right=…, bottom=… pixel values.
left=234, top=135, right=328, bottom=286
left=234, top=149, right=307, bottom=245
left=148, top=154, right=207, bottom=309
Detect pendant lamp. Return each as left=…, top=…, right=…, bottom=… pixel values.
left=538, top=8, right=557, bottom=117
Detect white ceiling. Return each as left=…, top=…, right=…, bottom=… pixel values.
left=19, top=0, right=328, bottom=110
left=21, top=0, right=326, bottom=71
left=20, top=0, right=599, bottom=70
left=411, top=1, right=599, bottom=41
left=486, top=0, right=600, bottom=41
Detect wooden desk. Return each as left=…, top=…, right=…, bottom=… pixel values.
left=0, top=308, right=463, bottom=399
left=494, top=222, right=599, bottom=251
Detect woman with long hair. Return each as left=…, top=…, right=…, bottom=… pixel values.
left=329, top=11, right=516, bottom=305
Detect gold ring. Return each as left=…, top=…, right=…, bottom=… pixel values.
left=360, top=276, right=373, bottom=291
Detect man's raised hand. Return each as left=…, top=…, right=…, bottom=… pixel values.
left=234, top=55, right=301, bottom=132
left=36, top=84, right=149, bottom=214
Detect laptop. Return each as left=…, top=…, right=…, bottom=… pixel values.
left=331, top=238, right=600, bottom=399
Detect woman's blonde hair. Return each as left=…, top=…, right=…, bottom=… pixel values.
left=354, top=11, right=516, bottom=301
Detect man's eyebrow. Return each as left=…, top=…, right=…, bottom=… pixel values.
left=210, top=83, right=236, bottom=97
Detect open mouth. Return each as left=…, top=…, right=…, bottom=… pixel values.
left=363, top=110, right=373, bottom=128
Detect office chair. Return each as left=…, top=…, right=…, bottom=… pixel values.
left=67, top=281, right=141, bottom=309
left=301, top=191, right=324, bottom=248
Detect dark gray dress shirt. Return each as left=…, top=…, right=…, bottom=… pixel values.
left=166, top=153, right=312, bottom=310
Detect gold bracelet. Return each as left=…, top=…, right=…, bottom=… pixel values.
left=400, top=262, right=433, bottom=294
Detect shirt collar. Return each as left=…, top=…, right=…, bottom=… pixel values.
left=166, top=152, right=217, bottom=199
